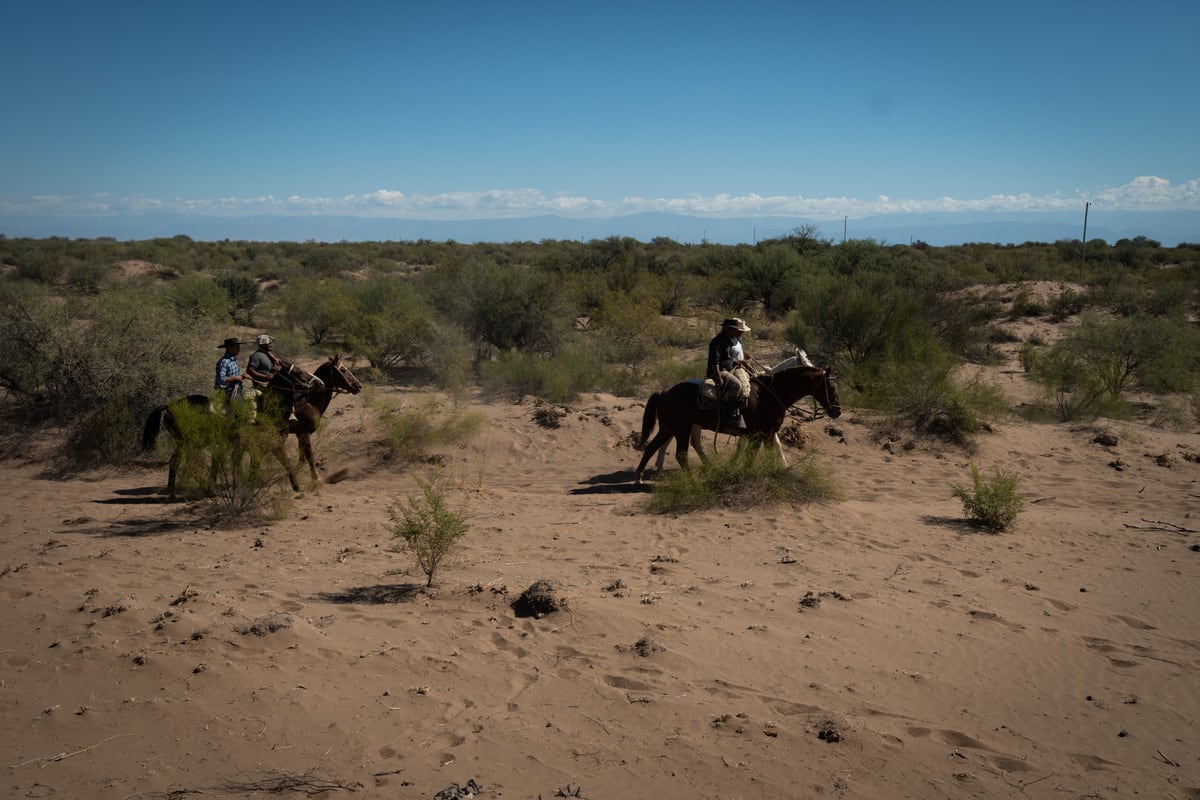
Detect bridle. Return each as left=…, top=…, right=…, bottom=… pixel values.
left=325, top=359, right=361, bottom=395
left=772, top=367, right=839, bottom=422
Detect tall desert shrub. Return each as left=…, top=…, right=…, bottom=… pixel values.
left=391, top=478, right=470, bottom=587
left=168, top=396, right=289, bottom=518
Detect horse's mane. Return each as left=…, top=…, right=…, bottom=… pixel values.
left=753, top=364, right=823, bottom=386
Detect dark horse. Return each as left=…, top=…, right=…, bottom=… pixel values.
left=141, top=356, right=360, bottom=498
left=286, top=355, right=362, bottom=486
left=634, top=365, right=842, bottom=484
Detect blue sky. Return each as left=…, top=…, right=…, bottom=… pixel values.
left=1, top=0, right=1197, bottom=240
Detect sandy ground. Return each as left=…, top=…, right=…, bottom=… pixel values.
left=3, top=314, right=1200, bottom=799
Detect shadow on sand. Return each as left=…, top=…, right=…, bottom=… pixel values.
left=569, top=470, right=651, bottom=495
left=318, top=583, right=424, bottom=604
left=919, top=514, right=994, bottom=535
left=93, top=486, right=179, bottom=505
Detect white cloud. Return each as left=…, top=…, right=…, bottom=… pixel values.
left=2, top=176, right=1196, bottom=220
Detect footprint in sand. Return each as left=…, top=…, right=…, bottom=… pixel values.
left=988, top=755, right=1033, bottom=772
left=1070, top=752, right=1116, bottom=771
left=967, top=610, right=1025, bottom=631
left=1045, top=598, right=1076, bottom=612
left=603, top=674, right=657, bottom=692
left=489, top=631, right=529, bottom=660
left=1083, top=636, right=1118, bottom=653
left=934, top=729, right=993, bottom=751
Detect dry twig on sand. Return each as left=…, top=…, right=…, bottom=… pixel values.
left=132, top=769, right=360, bottom=798
left=1123, top=519, right=1196, bottom=534
left=8, top=733, right=135, bottom=769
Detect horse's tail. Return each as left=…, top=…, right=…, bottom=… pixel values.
left=141, top=405, right=167, bottom=451
left=640, top=391, right=662, bottom=447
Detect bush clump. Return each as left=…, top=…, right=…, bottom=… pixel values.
left=644, top=446, right=835, bottom=515
left=390, top=478, right=470, bottom=587
left=168, top=395, right=291, bottom=518
left=372, top=393, right=486, bottom=462
left=951, top=463, right=1023, bottom=531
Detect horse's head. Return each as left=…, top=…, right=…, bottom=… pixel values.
left=321, top=355, right=363, bottom=395
left=816, top=367, right=841, bottom=419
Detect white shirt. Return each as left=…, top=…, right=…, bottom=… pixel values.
left=731, top=338, right=744, bottom=362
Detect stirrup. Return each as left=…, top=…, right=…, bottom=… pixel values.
left=721, top=414, right=747, bottom=433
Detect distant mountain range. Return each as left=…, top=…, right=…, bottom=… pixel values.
left=2, top=210, right=1196, bottom=247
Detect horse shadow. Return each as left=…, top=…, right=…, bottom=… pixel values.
left=569, top=470, right=651, bottom=495
left=317, top=584, right=424, bottom=604
left=94, top=486, right=179, bottom=505
left=58, top=514, right=194, bottom=538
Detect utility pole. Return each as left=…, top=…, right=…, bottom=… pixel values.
left=843, top=216, right=847, bottom=244
left=1080, top=201, right=1090, bottom=281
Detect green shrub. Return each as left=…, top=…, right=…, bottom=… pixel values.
left=279, top=277, right=353, bottom=344
left=1009, top=289, right=1044, bottom=318
left=589, top=291, right=666, bottom=388
left=169, top=396, right=290, bottom=518
left=644, top=446, right=836, bottom=515
left=373, top=393, right=486, bottom=462
left=1031, top=313, right=1200, bottom=419
left=1017, top=339, right=1038, bottom=373
left=344, top=276, right=430, bottom=368
left=951, top=463, right=1023, bottom=531
left=478, top=346, right=601, bottom=403
left=166, top=274, right=233, bottom=321
left=390, top=478, right=470, bottom=587
left=0, top=283, right=209, bottom=463
left=860, top=338, right=1006, bottom=448
left=416, top=259, right=570, bottom=356
left=214, top=272, right=261, bottom=325
left=1047, top=288, right=1084, bottom=322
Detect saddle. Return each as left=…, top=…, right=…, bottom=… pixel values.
left=692, top=377, right=753, bottom=416
left=697, top=378, right=720, bottom=410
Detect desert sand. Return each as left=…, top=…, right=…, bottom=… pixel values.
left=2, top=332, right=1199, bottom=799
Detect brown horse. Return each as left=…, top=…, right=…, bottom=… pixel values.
left=635, top=365, right=842, bottom=484
left=142, top=357, right=357, bottom=497
left=286, top=355, right=362, bottom=487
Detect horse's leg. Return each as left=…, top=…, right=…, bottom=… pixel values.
left=690, top=423, right=707, bottom=465
left=655, top=420, right=699, bottom=471
left=674, top=428, right=692, bottom=471
left=297, top=432, right=319, bottom=487
left=277, top=429, right=300, bottom=492
left=636, top=429, right=676, bottom=484
left=167, top=446, right=181, bottom=500
left=773, top=432, right=788, bottom=467
left=277, top=446, right=300, bottom=492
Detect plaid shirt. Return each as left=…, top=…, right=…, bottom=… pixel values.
left=215, top=354, right=243, bottom=398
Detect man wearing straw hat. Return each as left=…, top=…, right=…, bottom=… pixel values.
left=707, top=318, right=752, bottom=430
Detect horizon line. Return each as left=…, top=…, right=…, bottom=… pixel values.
left=2, top=176, right=1197, bottom=223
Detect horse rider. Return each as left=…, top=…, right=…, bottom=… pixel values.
left=245, top=334, right=282, bottom=388
left=707, top=317, right=752, bottom=431
left=244, top=334, right=284, bottom=417
left=214, top=336, right=247, bottom=407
